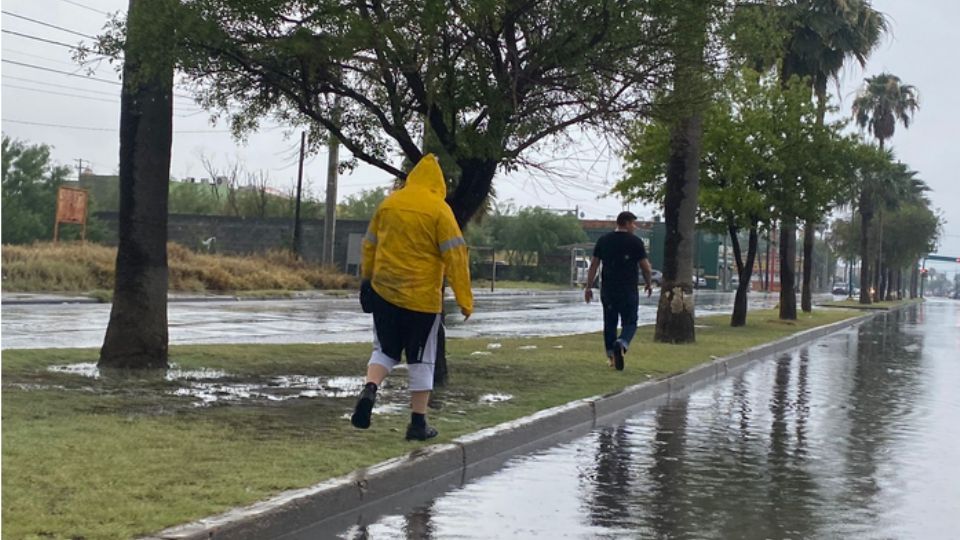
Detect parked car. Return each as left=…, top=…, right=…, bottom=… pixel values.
left=730, top=275, right=740, bottom=288
left=642, top=269, right=663, bottom=287
left=832, top=283, right=849, bottom=295
left=573, top=256, right=591, bottom=285
left=693, top=275, right=707, bottom=288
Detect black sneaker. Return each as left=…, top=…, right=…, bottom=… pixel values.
left=405, top=423, right=439, bottom=441
left=350, top=386, right=376, bottom=429
left=613, top=342, right=625, bottom=371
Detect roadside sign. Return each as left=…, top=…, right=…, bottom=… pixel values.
left=54, top=185, right=89, bottom=241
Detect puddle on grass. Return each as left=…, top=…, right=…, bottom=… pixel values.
left=518, top=345, right=537, bottom=350
left=339, top=402, right=408, bottom=420
left=479, top=393, right=513, bottom=404
left=38, top=363, right=520, bottom=411
left=4, top=382, right=69, bottom=391
left=172, top=375, right=369, bottom=407
left=470, top=351, right=493, bottom=356
left=47, top=363, right=228, bottom=381
left=487, top=343, right=502, bottom=349
left=44, top=362, right=370, bottom=407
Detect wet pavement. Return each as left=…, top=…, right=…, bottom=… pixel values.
left=322, top=300, right=960, bottom=539
left=0, top=290, right=822, bottom=349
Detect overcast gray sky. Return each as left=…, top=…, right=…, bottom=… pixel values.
left=2, top=0, right=957, bottom=272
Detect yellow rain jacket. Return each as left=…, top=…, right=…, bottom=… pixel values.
left=361, top=154, right=474, bottom=315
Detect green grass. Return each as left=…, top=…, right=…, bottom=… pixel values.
left=472, top=279, right=573, bottom=291
left=2, top=308, right=860, bottom=539
left=818, top=297, right=923, bottom=310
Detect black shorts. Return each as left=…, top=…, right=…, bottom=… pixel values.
left=370, top=288, right=440, bottom=365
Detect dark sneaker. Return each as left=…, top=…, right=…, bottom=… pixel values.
left=613, top=342, right=625, bottom=371
left=405, top=423, right=439, bottom=441
left=350, top=386, right=376, bottom=429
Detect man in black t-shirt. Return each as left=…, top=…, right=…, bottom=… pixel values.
left=583, top=211, right=653, bottom=370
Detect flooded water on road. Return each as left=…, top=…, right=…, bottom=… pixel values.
left=1, top=290, right=813, bottom=349
left=330, top=301, right=960, bottom=539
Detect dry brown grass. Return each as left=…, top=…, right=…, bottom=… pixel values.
left=1, top=242, right=356, bottom=293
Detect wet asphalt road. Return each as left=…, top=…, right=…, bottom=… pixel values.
left=327, top=300, right=960, bottom=539
left=1, top=290, right=819, bottom=350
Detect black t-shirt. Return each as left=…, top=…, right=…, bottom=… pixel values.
left=593, top=231, right=647, bottom=290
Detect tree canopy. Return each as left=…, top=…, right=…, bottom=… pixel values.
left=337, top=186, right=390, bottom=220
left=1, top=135, right=72, bottom=244
left=99, top=0, right=682, bottom=226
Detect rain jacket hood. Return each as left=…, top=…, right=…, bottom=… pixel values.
left=404, top=152, right=447, bottom=198
left=361, top=154, right=473, bottom=315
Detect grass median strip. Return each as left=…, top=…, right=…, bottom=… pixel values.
left=818, top=297, right=924, bottom=310
left=2, top=308, right=861, bottom=539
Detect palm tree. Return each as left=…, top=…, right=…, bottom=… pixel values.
left=778, top=0, right=887, bottom=315
left=852, top=73, right=920, bottom=151
left=876, top=164, right=927, bottom=299
left=851, top=73, right=919, bottom=303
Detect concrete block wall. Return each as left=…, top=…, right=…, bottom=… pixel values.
left=93, top=212, right=369, bottom=270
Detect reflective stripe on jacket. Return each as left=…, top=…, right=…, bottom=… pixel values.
left=361, top=154, right=473, bottom=315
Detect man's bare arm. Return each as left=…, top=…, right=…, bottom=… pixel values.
left=584, top=256, right=601, bottom=303
left=640, top=259, right=654, bottom=297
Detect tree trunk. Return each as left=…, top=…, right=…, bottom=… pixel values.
left=778, top=219, right=797, bottom=320
left=99, top=0, right=175, bottom=369
left=873, top=207, right=884, bottom=302
left=655, top=0, right=709, bottom=343
left=764, top=227, right=772, bottom=291
left=801, top=221, right=815, bottom=312
left=858, top=196, right=873, bottom=305
left=447, top=158, right=498, bottom=229
left=885, top=266, right=895, bottom=301
left=432, top=159, right=498, bottom=387
left=655, top=112, right=702, bottom=344
left=909, top=262, right=918, bottom=299
left=873, top=257, right=883, bottom=301
left=731, top=223, right=759, bottom=327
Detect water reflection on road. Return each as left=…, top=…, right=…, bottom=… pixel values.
left=332, top=301, right=960, bottom=539
left=1, top=290, right=814, bottom=349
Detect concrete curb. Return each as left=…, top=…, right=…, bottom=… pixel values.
left=145, top=308, right=894, bottom=540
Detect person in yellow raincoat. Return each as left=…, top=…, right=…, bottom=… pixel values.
left=350, top=153, right=473, bottom=441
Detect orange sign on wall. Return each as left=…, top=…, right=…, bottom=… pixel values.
left=54, top=186, right=89, bottom=241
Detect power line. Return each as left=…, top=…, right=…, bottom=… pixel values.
left=2, top=118, right=231, bottom=134
left=55, top=0, right=110, bottom=16
left=4, top=118, right=115, bottom=132
left=2, top=82, right=117, bottom=103
left=1, top=74, right=202, bottom=106
left=2, top=58, right=120, bottom=84
left=3, top=47, right=87, bottom=67
left=2, top=59, right=201, bottom=102
left=3, top=83, right=202, bottom=116
left=2, top=74, right=119, bottom=95
left=1, top=29, right=83, bottom=49
left=2, top=80, right=203, bottom=110
left=2, top=10, right=97, bottom=39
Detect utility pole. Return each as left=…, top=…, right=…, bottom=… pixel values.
left=75, top=158, right=86, bottom=181
left=322, top=97, right=341, bottom=266
left=293, top=131, right=306, bottom=258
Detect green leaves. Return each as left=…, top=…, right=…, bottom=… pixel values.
left=852, top=72, right=920, bottom=146
left=337, top=186, right=390, bottom=220
left=616, top=69, right=854, bottom=230
left=1, top=136, right=72, bottom=244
